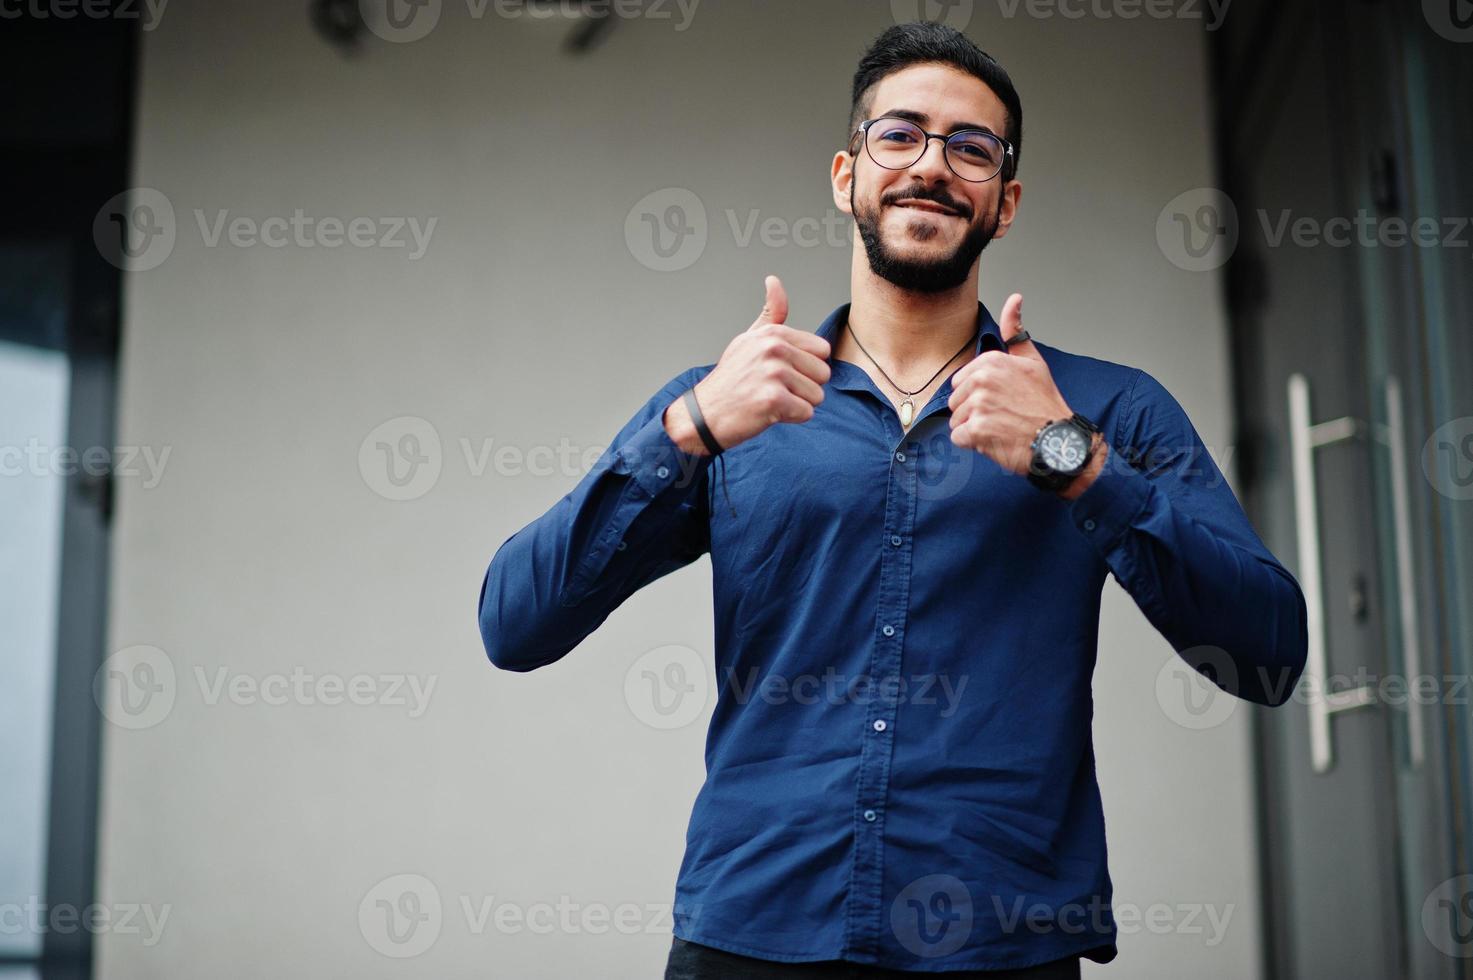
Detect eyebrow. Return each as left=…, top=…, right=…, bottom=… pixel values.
left=879, top=108, right=1000, bottom=138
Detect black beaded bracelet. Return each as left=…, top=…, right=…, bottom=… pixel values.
left=682, top=387, right=724, bottom=456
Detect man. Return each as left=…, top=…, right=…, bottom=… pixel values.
left=479, top=22, right=1308, bottom=978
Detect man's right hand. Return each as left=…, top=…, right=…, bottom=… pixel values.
left=663, top=275, right=832, bottom=456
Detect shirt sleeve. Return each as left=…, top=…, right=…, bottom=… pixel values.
left=478, top=367, right=715, bottom=672
left=1067, top=368, right=1309, bottom=706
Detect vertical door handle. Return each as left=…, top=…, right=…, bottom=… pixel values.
left=1287, top=374, right=1378, bottom=774
left=1378, top=376, right=1424, bottom=769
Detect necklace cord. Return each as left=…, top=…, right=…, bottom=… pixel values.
left=705, top=318, right=979, bottom=523
left=845, top=319, right=981, bottom=401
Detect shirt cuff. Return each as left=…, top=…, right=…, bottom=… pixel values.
left=1067, top=446, right=1153, bottom=548
left=614, top=406, right=716, bottom=501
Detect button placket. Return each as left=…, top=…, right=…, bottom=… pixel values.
left=844, top=439, right=920, bottom=958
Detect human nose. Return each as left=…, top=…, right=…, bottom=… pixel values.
left=908, top=133, right=953, bottom=180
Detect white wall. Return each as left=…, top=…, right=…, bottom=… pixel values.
left=97, top=1, right=1263, bottom=976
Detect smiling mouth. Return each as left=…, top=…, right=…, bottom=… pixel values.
left=893, top=200, right=962, bottom=217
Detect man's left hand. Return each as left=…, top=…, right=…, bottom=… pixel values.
left=948, top=292, right=1070, bottom=474
left=948, top=293, right=1106, bottom=498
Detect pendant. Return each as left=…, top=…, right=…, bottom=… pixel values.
left=899, top=399, right=915, bottom=428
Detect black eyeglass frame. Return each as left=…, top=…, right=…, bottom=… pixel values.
left=848, top=116, right=1016, bottom=183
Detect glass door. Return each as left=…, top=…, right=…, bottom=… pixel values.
left=0, top=13, right=133, bottom=979
left=1370, top=4, right=1473, bottom=974
left=1218, top=2, right=1472, bottom=977
left=0, top=247, right=72, bottom=980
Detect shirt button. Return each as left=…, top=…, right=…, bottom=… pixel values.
left=616, top=541, right=628, bottom=551
left=656, top=465, right=670, bottom=479
left=881, top=625, right=895, bottom=637
left=863, top=809, right=877, bottom=822
left=894, top=451, right=906, bottom=463
left=890, top=534, right=902, bottom=547
left=873, top=719, right=887, bottom=732
left=1084, top=519, right=1097, bottom=531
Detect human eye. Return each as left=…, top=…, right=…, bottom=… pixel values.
left=876, top=122, right=920, bottom=144
left=951, top=133, right=998, bottom=162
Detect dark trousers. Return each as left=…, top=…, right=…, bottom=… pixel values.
left=664, top=937, right=1083, bottom=979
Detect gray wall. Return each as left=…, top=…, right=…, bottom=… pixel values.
left=96, top=0, right=1262, bottom=976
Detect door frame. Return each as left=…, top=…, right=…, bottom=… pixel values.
left=0, top=12, right=136, bottom=979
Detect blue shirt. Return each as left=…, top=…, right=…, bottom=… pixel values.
left=478, top=300, right=1308, bottom=971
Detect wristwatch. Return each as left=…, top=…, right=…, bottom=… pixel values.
left=1027, top=412, right=1101, bottom=493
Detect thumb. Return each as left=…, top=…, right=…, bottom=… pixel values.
left=999, top=292, right=1041, bottom=360
left=751, top=274, right=788, bottom=329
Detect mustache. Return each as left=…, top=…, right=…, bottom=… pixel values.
left=881, top=187, right=973, bottom=220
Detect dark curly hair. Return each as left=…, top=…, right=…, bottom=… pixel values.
left=849, top=22, right=1023, bottom=180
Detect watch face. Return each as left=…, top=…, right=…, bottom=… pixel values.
left=1039, top=422, right=1091, bottom=473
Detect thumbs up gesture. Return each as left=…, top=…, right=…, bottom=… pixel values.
left=663, top=276, right=833, bottom=456
left=947, top=293, right=1093, bottom=484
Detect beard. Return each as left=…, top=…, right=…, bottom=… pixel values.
left=852, top=180, right=1001, bottom=294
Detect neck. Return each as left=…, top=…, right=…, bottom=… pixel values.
left=839, top=251, right=981, bottom=383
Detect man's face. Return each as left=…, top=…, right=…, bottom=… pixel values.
left=833, top=62, right=1021, bottom=293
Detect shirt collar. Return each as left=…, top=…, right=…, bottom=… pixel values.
left=814, top=300, right=1007, bottom=395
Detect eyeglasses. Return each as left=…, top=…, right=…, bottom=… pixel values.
left=849, top=116, right=1014, bottom=183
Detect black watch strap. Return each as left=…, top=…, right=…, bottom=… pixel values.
left=1027, top=465, right=1073, bottom=494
